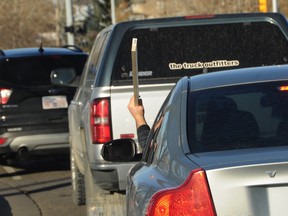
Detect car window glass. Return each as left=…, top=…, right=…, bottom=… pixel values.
left=143, top=113, right=164, bottom=164
left=0, top=55, right=87, bottom=86
left=82, top=31, right=109, bottom=87
left=112, top=21, right=288, bottom=85
left=188, top=81, right=288, bottom=153
left=143, top=92, right=172, bottom=163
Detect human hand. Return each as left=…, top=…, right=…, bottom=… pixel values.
left=128, top=96, right=147, bottom=128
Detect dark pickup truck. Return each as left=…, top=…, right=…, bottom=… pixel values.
left=53, top=13, right=288, bottom=211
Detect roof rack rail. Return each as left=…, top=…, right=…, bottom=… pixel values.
left=62, top=45, right=83, bottom=52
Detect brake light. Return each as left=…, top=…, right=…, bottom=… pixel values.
left=90, top=98, right=112, bottom=144
left=0, top=138, right=7, bottom=145
left=146, top=169, right=216, bottom=216
left=185, top=14, right=215, bottom=19
left=0, top=88, right=12, bottom=104
left=278, top=86, right=288, bottom=91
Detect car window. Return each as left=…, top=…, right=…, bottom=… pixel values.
left=142, top=115, right=163, bottom=164
left=80, top=31, right=110, bottom=88
left=0, top=55, right=87, bottom=86
left=142, top=92, right=172, bottom=163
left=188, top=81, right=288, bottom=153
left=112, top=21, right=288, bottom=85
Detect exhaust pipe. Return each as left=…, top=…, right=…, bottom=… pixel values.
left=18, top=147, right=28, bottom=157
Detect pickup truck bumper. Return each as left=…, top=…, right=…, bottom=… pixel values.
left=91, top=162, right=137, bottom=191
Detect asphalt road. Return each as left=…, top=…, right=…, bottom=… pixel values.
left=0, top=156, right=126, bottom=216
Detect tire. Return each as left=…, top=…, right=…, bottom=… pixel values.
left=71, top=150, right=86, bottom=205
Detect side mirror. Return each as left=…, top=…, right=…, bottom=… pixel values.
left=101, top=139, right=141, bottom=162
left=51, top=68, right=79, bottom=87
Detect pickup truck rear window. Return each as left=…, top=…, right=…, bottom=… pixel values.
left=188, top=81, right=288, bottom=153
left=112, top=21, right=288, bottom=84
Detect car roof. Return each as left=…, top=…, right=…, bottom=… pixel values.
left=188, top=64, right=288, bottom=91
left=0, top=46, right=87, bottom=59
left=111, top=12, right=288, bottom=32
left=95, top=12, right=288, bottom=87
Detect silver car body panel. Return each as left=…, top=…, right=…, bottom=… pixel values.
left=127, top=65, right=288, bottom=215
left=9, top=133, right=69, bottom=152
left=127, top=77, right=192, bottom=215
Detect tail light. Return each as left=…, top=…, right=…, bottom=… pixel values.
left=278, top=85, right=288, bottom=91
left=185, top=14, right=215, bottom=19
left=90, top=98, right=112, bottom=144
left=0, top=137, right=7, bottom=145
left=0, top=88, right=12, bottom=104
left=146, top=169, right=216, bottom=216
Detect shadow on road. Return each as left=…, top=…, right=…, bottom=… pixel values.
left=0, top=155, right=70, bottom=178
left=0, top=153, right=87, bottom=216
left=0, top=177, right=71, bottom=197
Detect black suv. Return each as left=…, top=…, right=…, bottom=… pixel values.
left=0, top=46, right=88, bottom=161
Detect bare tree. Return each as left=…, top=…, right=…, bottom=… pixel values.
left=0, top=0, right=287, bottom=50
left=0, top=0, right=56, bottom=49
left=279, top=0, right=288, bottom=15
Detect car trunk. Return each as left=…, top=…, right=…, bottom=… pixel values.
left=0, top=55, right=82, bottom=136
left=188, top=147, right=288, bottom=216
left=0, top=84, right=73, bottom=134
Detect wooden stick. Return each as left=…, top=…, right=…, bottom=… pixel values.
left=131, top=38, right=139, bottom=106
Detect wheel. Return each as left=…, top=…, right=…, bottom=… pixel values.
left=71, top=149, right=85, bottom=205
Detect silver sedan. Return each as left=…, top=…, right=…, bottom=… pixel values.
left=102, top=64, right=288, bottom=216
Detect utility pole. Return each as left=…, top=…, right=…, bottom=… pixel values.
left=65, top=0, right=75, bottom=45
left=110, top=0, right=116, bottom=24
left=272, top=0, right=278, bottom=12
left=55, top=0, right=61, bottom=46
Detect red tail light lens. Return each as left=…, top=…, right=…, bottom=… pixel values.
left=146, top=169, right=216, bottom=216
left=0, top=88, right=12, bottom=104
left=90, top=98, right=112, bottom=144
left=0, top=138, right=7, bottom=145
left=185, top=14, right=215, bottom=19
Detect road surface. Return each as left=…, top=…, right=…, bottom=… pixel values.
left=0, top=156, right=125, bottom=216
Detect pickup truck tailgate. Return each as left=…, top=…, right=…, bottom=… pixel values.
left=110, top=83, right=175, bottom=141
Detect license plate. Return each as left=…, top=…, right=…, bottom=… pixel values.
left=42, top=96, right=68, bottom=109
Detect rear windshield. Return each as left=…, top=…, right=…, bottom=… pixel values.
left=188, top=81, right=288, bottom=153
left=112, top=21, right=288, bottom=84
left=0, top=55, right=87, bottom=86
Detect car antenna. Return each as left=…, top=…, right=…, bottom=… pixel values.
left=38, top=40, right=44, bottom=54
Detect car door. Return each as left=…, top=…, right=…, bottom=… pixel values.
left=126, top=91, right=175, bottom=215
